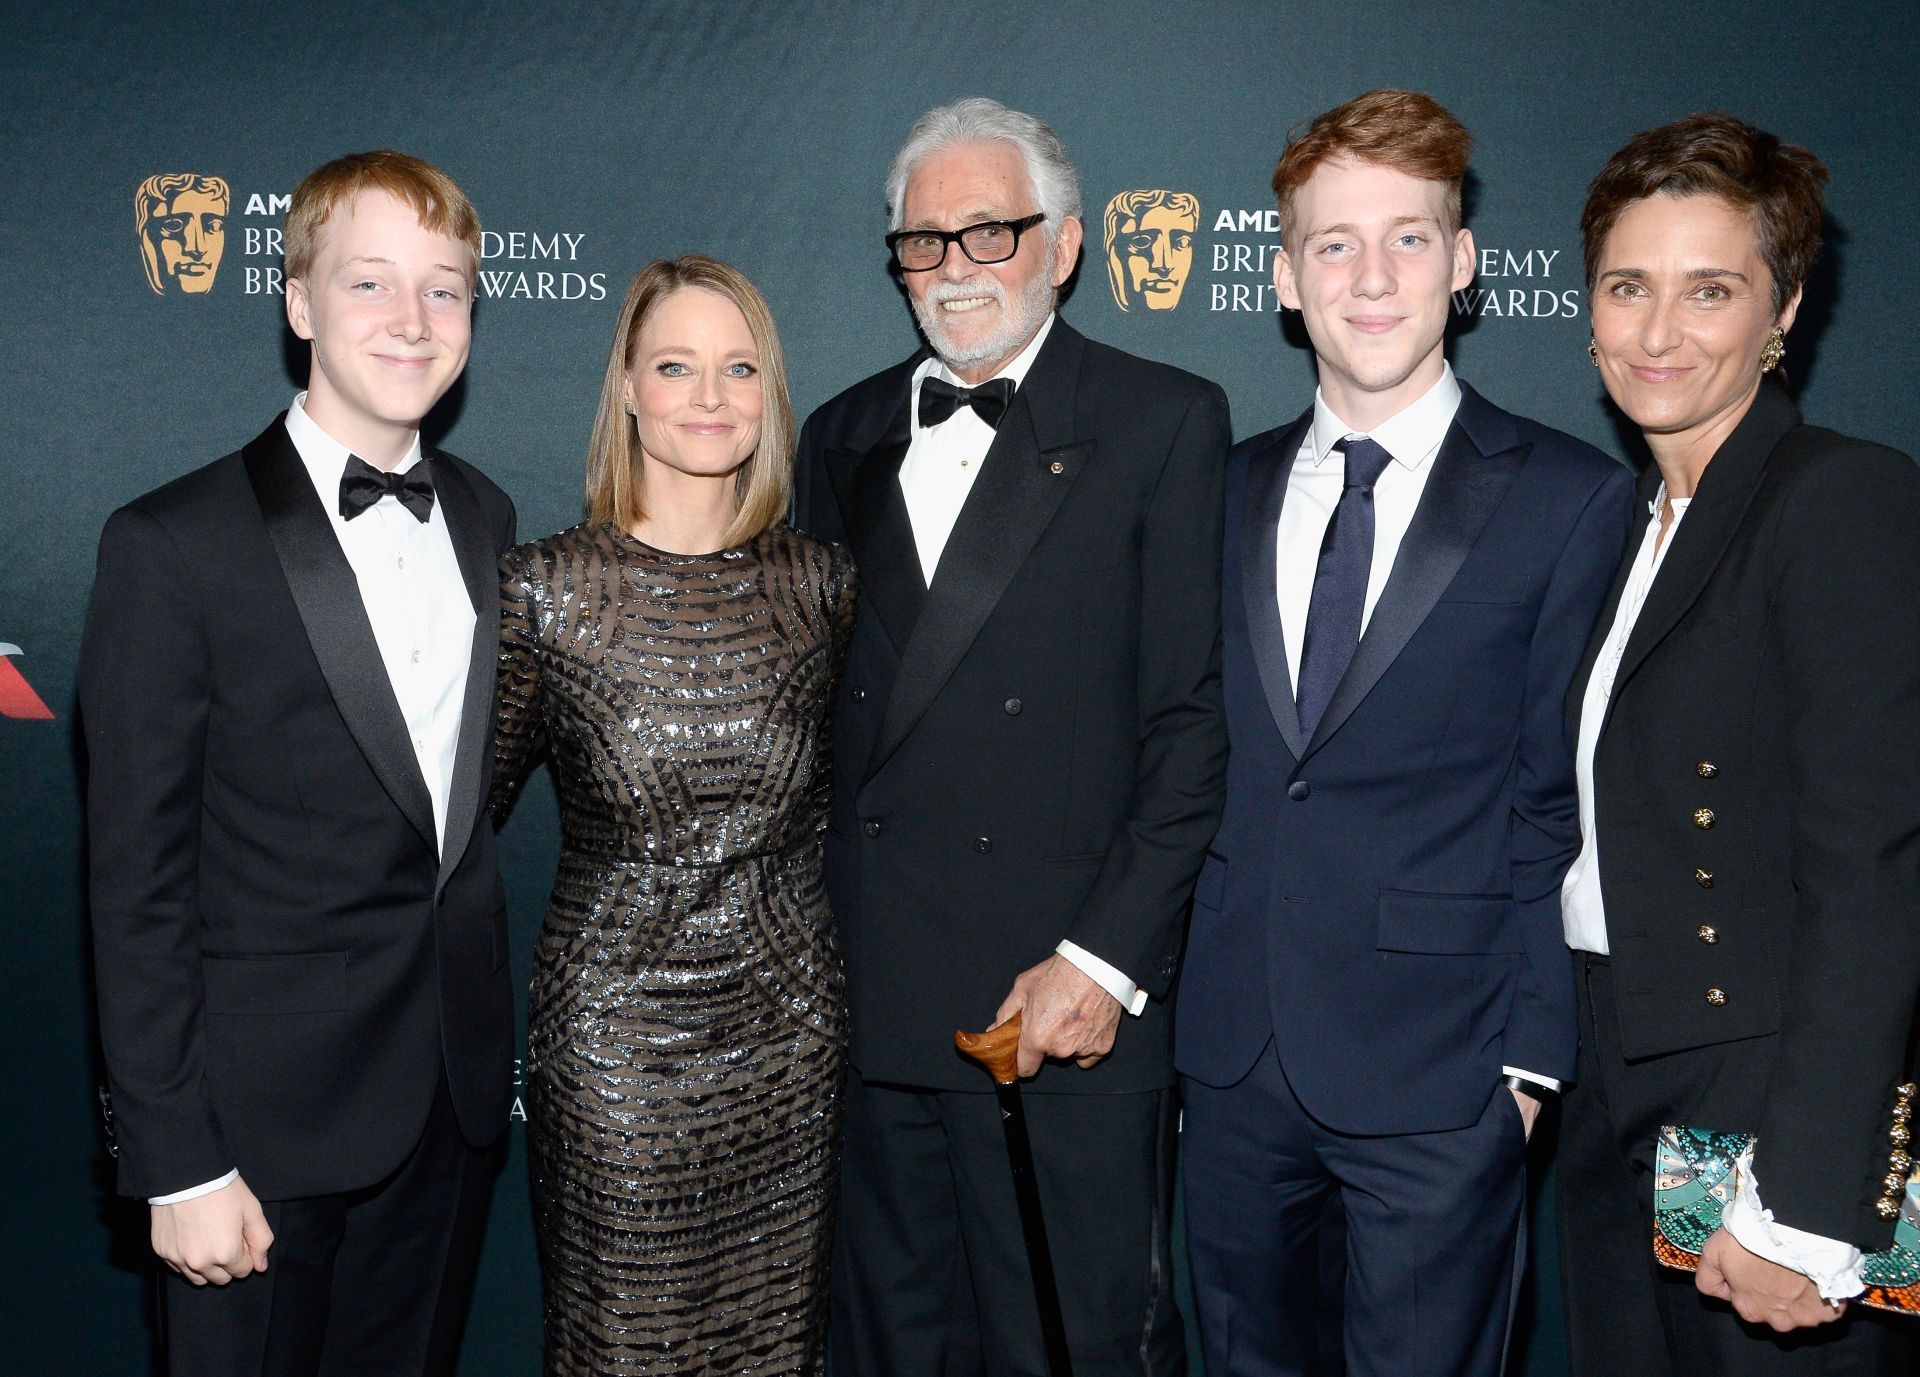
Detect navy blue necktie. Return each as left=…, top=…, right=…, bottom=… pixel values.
left=1295, top=437, right=1394, bottom=739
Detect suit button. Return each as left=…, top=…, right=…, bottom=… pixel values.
left=974, top=836, right=992, bottom=853
left=850, top=686, right=867, bottom=703
left=1004, top=698, right=1022, bottom=715
left=1288, top=781, right=1310, bottom=801
left=1695, top=868, right=1714, bottom=888
left=1878, top=1198, right=1904, bottom=1220
left=1692, top=808, right=1716, bottom=829
left=1705, top=987, right=1728, bottom=1006
left=1697, top=925, right=1718, bottom=944
left=863, top=820, right=882, bottom=838
left=1696, top=760, right=1719, bottom=778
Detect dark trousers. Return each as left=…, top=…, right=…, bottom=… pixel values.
left=830, top=1067, right=1184, bottom=1376
left=1558, top=953, right=1913, bottom=1377
left=160, top=1074, right=503, bottom=1377
left=1182, top=1039, right=1527, bottom=1377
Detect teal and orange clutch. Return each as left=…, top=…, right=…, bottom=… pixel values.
left=1654, top=1122, right=1920, bottom=1316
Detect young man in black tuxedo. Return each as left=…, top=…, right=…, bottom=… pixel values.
left=793, top=97, right=1231, bottom=1375
left=79, top=151, right=516, bottom=1376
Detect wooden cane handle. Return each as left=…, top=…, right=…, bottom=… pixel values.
left=954, top=1011, right=1024, bottom=1086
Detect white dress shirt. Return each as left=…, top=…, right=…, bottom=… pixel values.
left=1277, top=366, right=1554, bottom=1094
left=1561, top=489, right=1690, bottom=958
left=897, top=316, right=1146, bottom=1017
left=149, top=396, right=475, bottom=1207
left=1561, top=486, right=1864, bottom=1297
left=900, top=313, right=1056, bottom=584
left=1276, top=366, right=1460, bottom=686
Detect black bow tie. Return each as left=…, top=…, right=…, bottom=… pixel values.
left=339, top=455, right=435, bottom=523
left=918, top=375, right=1015, bottom=430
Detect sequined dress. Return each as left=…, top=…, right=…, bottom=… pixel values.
left=492, top=522, right=855, bottom=1375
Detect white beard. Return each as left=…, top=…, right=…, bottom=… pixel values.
left=911, top=259, right=1056, bottom=372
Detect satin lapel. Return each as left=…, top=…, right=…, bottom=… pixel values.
left=1301, top=397, right=1529, bottom=761
left=432, top=456, right=498, bottom=881
left=1241, top=415, right=1311, bottom=760
left=1603, top=384, right=1800, bottom=725
left=243, top=419, right=437, bottom=851
left=826, top=388, right=923, bottom=656
left=865, top=324, right=1092, bottom=783
left=1567, top=466, right=1656, bottom=740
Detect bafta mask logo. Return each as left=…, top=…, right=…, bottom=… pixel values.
left=136, top=173, right=230, bottom=295
left=1104, top=189, right=1199, bottom=312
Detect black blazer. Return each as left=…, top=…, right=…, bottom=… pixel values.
left=1573, top=382, right=1920, bottom=1246
left=78, top=416, right=517, bottom=1201
left=793, top=319, right=1231, bottom=1092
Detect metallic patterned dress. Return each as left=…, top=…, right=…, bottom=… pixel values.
left=492, top=521, right=855, bottom=1375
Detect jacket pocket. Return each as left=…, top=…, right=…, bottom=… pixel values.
left=1375, top=891, right=1519, bottom=954
left=201, top=951, right=348, bottom=1016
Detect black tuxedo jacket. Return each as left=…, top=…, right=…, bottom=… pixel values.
left=79, top=416, right=517, bottom=1201
left=793, top=319, right=1231, bottom=1092
left=1572, top=382, right=1920, bottom=1246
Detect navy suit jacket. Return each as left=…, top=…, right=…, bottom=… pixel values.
left=1175, top=381, right=1634, bottom=1136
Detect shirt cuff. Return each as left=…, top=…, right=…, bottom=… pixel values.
left=1501, top=1067, right=1563, bottom=1094
left=1055, top=940, right=1148, bottom=1016
left=1722, top=1146, right=1867, bottom=1301
left=149, top=1169, right=239, bottom=1206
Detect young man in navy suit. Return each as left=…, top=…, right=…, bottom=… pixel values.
left=80, top=153, right=515, bottom=1376
left=1175, top=90, right=1634, bottom=1375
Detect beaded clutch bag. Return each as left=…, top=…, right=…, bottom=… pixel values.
left=1653, top=1119, right=1920, bottom=1315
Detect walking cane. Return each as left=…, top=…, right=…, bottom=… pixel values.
left=954, top=1010, right=1075, bottom=1377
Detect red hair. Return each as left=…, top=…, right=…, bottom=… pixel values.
left=1272, top=89, right=1472, bottom=247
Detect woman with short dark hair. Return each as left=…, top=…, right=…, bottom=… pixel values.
left=1557, top=112, right=1920, bottom=1374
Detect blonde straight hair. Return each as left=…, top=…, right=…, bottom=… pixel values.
left=585, top=255, right=795, bottom=547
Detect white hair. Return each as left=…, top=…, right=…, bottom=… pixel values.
left=885, top=97, right=1083, bottom=237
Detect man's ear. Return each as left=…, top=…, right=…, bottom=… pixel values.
left=1273, top=246, right=1302, bottom=311
left=285, top=277, right=314, bottom=342
left=1450, top=227, right=1476, bottom=294
left=1050, top=216, right=1084, bottom=289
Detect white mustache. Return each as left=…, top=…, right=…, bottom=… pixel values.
left=923, top=280, right=1006, bottom=307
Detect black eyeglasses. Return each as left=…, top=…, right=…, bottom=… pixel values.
left=886, top=213, right=1047, bottom=271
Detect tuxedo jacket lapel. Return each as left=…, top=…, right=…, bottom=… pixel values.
left=1241, top=413, right=1310, bottom=760
left=1569, top=469, right=1655, bottom=739
left=866, top=323, right=1093, bottom=783
left=826, top=386, right=924, bottom=656
left=432, top=455, right=498, bottom=882
left=243, top=419, right=437, bottom=852
left=1601, top=384, right=1799, bottom=730
left=1302, top=383, right=1529, bottom=761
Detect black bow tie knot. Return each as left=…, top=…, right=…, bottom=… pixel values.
left=339, top=454, right=436, bottom=522
left=918, top=375, right=1015, bottom=430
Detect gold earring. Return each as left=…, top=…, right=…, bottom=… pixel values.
left=1760, top=327, right=1785, bottom=373
left=1588, top=338, right=1599, bottom=367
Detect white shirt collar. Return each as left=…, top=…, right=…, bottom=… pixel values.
left=1305, top=362, right=1462, bottom=470
left=912, top=311, right=1058, bottom=418
left=284, top=391, right=425, bottom=481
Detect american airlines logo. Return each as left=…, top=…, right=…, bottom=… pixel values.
left=0, top=645, right=55, bottom=720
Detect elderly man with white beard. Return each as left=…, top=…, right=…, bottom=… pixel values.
left=793, top=97, right=1231, bottom=1375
